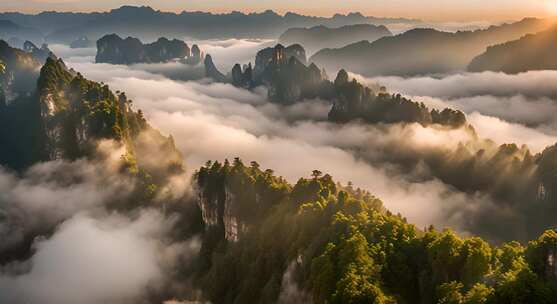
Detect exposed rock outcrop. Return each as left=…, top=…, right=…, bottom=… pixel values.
left=0, top=40, right=42, bottom=104
left=217, top=44, right=332, bottom=104
left=209, top=43, right=467, bottom=126
left=0, top=41, right=46, bottom=169
left=194, top=160, right=289, bottom=243
left=95, top=34, right=195, bottom=64
left=23, top=40, right=56, bottom=63
left=184, top=44, right=202, bottom=65
left=0, top=42, right=181, bottom=172
left=231, top=63, right=252, bottom=88
left=197, top=181, right=247, bottom=242
left=254, top=43, right=306, bottom=77
left=328, top=69, right=466, bottom=127
left=204, top=54, right=227, bottom=82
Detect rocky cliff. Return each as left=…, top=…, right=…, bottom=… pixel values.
left=328, top=69, right=466, bottom=127
left=0, top=41, right=181, bottom=174
left=204, top=54, right=227, bottom=83
left=207, top=44, right=332, bottom=104
left=0, top=41, right=47, bottom=169
left=208, top=43, right=467, bottom=127
left=96, top=34, right=199, bottom=65
left=195, top=159, right=290, bottom=243
left=253, top=43, right=307, bottom=77
left=23, top=40, right=55, bottom=63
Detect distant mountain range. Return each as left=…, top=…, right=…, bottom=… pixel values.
left=0, top=6, right=421, bottom=44
left=310, top=18, right=553, bottom=76
left=0, top=20, right=42, bottom=47
left=279, top=24, right=392, bottom=54
left=468, top=26, right=557, bottom=73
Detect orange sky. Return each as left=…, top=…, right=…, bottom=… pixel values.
left=1, top=0, right=555, bottom=22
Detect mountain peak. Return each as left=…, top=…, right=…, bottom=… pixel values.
left=109, top=5, right=156, bottom=15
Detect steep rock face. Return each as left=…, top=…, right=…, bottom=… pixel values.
left=194, top=160, right=290, bottom=243
left=1, top=42, right=181, bottom=172
left=146, top=37, right=191, bottom=62
left=34, top=57, right=144, bottom=160
left=254, top=43, right=306, bottom=77
left=96, top=34, right=145, bottom=64
left=196, top=180, right=247, bottom=242
left=204, top=54, right=227, bottom=82
left=527, top=231, right=557, bottom=281
left=0, top=41, right=47, bottom=169
left=221, top=43, right=467, bottom=127
left=231, top=63, right=253, bottom=88
left=546, top=249, right=557, bottom=279
left=261, top=55, right=330, bottom=104
left=96, top=34, right=194, bottom=64
left=36, top=58, right=75, bottom=159
left=328, top=69, right=466, bottom=127
left=535, top=144, right=557, bottom=203
left=0, top=40, right=41, bottom=104
left=184, top=44, right=202, bottom=65
left=23, top=40, right=55, bottom=64
left=224, top=44, right=332, bottom=104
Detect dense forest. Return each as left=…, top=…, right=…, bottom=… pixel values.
left=192, top=159, right=557, bottom=304
left=207, top=41, right=557, bottom=244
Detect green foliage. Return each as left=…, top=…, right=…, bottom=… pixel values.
left=32, top=58, right=152, bottom=161
left=437, top=281, right=464, bottom=304
left=526, top=230, right=557, bottom=279
left=193, top=158, right=557, bottom=304
left=329, top=71, right=466, bottom=128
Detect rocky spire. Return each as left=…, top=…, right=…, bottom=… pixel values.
left=204, top=54, right=227, bottom=82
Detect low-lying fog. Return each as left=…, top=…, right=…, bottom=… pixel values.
left=48, top=40, right=557, bottom=235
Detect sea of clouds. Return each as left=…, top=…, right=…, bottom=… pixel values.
left=4, top=39, right=557, bottom=302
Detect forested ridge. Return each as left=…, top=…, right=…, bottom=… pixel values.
left=469, top=25, right=557, bottom=73
left=193, top=159, right=557, bottom=303
left=0, top=41, right=191, bottom=268
left=207, top=42, right=557, bottom=243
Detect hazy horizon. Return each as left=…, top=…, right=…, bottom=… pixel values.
left=2, top=0, right=557, bottom=22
